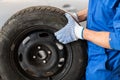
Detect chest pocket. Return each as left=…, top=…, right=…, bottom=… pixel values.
left=102, top=0, right=119, bottom=8
left=92, top=0, right=116, bottom=29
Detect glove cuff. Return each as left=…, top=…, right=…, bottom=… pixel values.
left=74, top=25, right=84, bottom=40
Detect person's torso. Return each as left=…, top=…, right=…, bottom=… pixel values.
left=86, top=0, right=120, bottom=79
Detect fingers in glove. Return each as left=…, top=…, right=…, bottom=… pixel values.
left=55, top=33, right=63, bottom=41
left=59, top=38, right=64, bottom=43
left=65, top=13, right=74, bottom=23
left=55, top=30, right=63, bottom=36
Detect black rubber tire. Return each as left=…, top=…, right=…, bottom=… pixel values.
left=0, top=6, right=87, bottom=80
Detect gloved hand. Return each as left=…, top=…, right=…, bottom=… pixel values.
left=72, top=13, right=79, bottom=22
left=54, top=13, right=84, bottom=44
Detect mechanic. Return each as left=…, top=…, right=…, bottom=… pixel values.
left=54, top=0, right=120, bottom=80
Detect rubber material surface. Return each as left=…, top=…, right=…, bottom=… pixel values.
left=0, top=6, right=87, bottom=80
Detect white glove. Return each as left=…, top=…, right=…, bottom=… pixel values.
left=72, top=13, right=79, bottom=22
left=54, top=13, right=84, bottom=44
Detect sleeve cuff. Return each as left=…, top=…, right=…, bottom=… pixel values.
left=109, top=32, right=120, bottom=50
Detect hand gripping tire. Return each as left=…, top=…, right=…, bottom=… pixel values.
left=0, top=6, right=87, bottom=80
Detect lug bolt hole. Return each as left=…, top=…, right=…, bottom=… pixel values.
left=33, top=56, right=37, bottom=59
left=43, top=60, right=47, bottom=64
left=37, top=46, right=41, bottom=49
left=48, top=51, right=51, bottom=54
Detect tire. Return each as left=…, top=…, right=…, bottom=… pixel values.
left=0, top=6, right=87, bottom=80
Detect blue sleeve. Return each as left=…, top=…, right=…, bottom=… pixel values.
left=109, top=3, right=120, bottom=50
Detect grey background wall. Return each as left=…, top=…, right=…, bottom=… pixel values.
left=0, top=0, right=88, bottom=28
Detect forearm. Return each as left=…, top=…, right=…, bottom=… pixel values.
left=77, top=8, right=88, bottom=22
left=83, top=28, right=111, bottom=49
left=75, top=9, right=110, bottom=49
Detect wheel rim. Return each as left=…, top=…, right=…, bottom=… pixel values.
left=12, top=27, right=72, bottom=80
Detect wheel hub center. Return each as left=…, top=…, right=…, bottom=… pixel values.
left=38, top=50, right=47, bottom=60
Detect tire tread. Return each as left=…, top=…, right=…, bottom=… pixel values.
left=2, top=6, right=65, bottom=29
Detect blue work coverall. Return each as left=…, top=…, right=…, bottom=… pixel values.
left=86, top=0, right=120, bottom=80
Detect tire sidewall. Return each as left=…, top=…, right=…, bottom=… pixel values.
left=0, top=6, right=87, bottom=80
